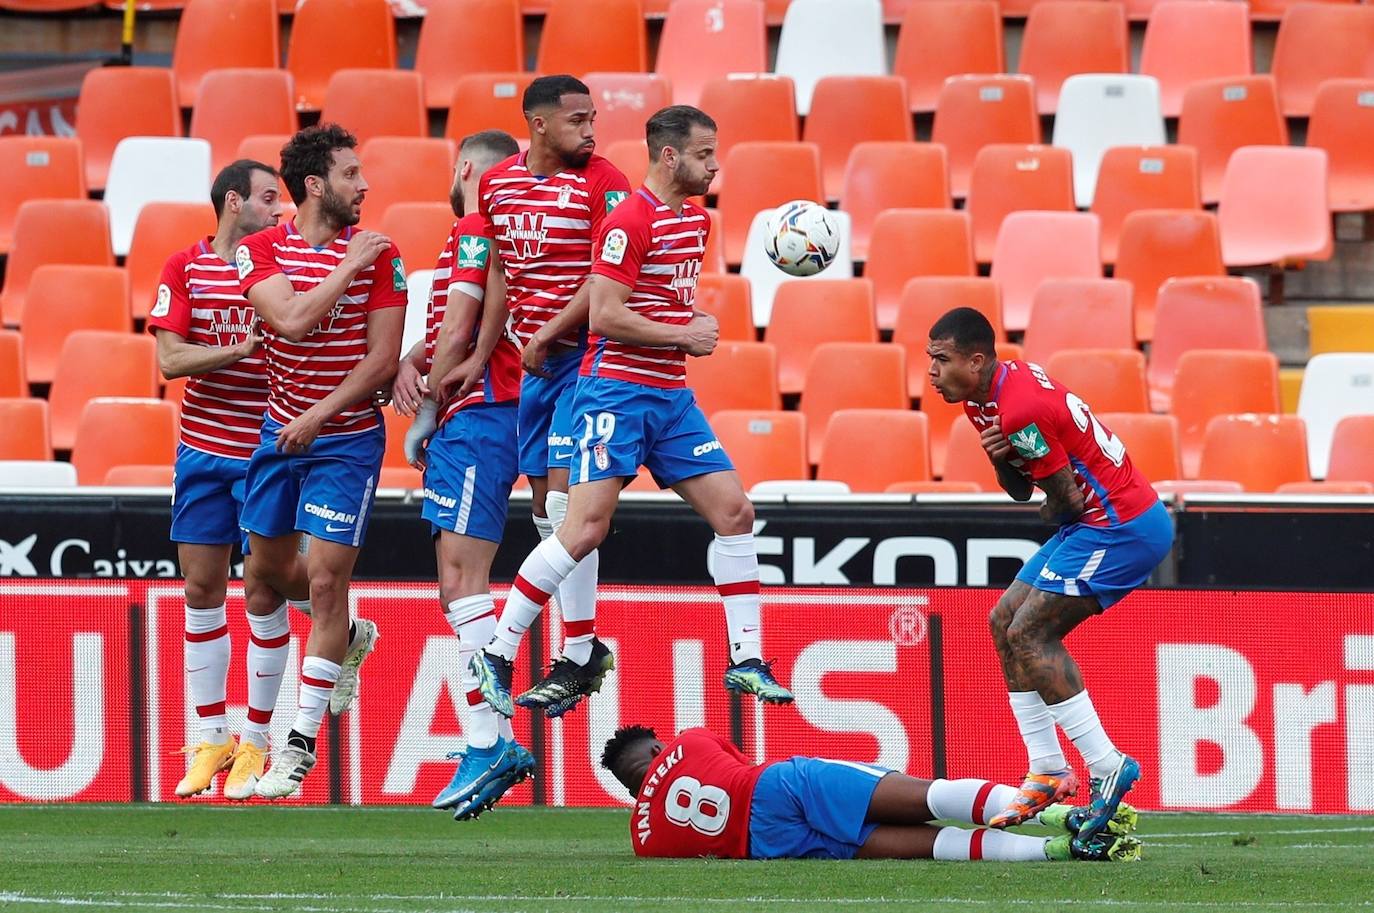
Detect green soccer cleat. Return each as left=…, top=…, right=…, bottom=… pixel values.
left=1046, top=831, right=1143, bottom=862
left=1038, top=801, right=1139, bottom=838
left=723, top=658, right=794, bottom=704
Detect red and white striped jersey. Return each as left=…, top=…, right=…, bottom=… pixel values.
left=236, top=221, right=407, bottom=436
left=584, top=188, right=706, bottom=389
left=147, top=237, right=268, bottom=460
left=424, top=212, right=521, bottom=426
left=478, top=152, right=630, bottom=351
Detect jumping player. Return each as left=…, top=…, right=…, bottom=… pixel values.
left=601, top=725, right=1141, bottom=862
left=472, top=106, right=792, bottom=721
left=467, top=75, right=631, bottom=707
left=150, top=159, right=305, bottom=799
left=390, top=129, right=536, bottom=820
left=235, top=124, right=406, bottom=798
left=926, top=307, right=1172, bottom=847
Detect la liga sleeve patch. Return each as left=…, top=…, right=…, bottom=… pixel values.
left=151, top=283, right=172, bottom=318
left=235, top=244, right=254, bottom=281
left=601, top=228, right=628, bottom=265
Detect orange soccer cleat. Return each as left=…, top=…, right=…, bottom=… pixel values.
left=988, top=769, right=1079, bottom=828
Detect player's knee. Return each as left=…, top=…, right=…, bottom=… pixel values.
left=183, top=577, right=226, bottom=609
left=561, top=516, right=609, bottom=560
left=307, top=571, right=347, bottom=614
left=1005, top=612, right=1049, bottom=660
left=987, top=599, right=1015, bottom=640
left=718, top=496, right=754, bottom=536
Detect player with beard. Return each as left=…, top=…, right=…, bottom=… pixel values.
left=389, top=129, right=538, bottom=820
left=234, top=124, right=406, bottom=798
left=473, top=106, right=793, bottom=728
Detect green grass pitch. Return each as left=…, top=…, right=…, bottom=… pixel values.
left=3, top=806, right=1372, bottom=912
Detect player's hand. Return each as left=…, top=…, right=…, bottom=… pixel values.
left=438, top=355, right=484, bottom=403
left=980, top=419, right=1013, bottom=462
left=276, top=408, right=326, bottom=454
left=342, top=230, right=391, bottom=273
left=235, top=329, right=264, bottom=360
left=404, top=399, right=439, bottom=469
left=522, top=332, right=553, bottom=379
left=678, top=313, right=719, bottom=357
left=391, top=358, right=429, bottom=417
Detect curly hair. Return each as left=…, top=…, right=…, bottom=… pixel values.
left=280, top=123, right=358, bottom=206
left=600, top=724, right=657, bottom=773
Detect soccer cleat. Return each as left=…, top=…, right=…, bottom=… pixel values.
left=330, top=618, right=379, bottom=714
left=1077, top=754, right=1142, bottom=842
left=432, top=737, right=528, bottom=809
left=516, top=638, right=615, bottom=718
left=470, top=648, right=516, bottom=718
left=253, top=744, right=316, bottom=798
left=223, top=741, right=268, bottom=801
left=987, top=769, right=1079, bottom=828
left=1046, top=831, right=1142, bottom=862
left=723, top=658, right=794, bottom=704
left=1038, top=801, right=1139, bottom=839
left=452, top=742, right=537, bottom=821
left=174, top=738, right=237, bottom=797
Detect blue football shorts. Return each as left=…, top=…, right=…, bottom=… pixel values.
left=517, top=345, right=584, bottom=478
left=170, top=443, right=249, bottom=549
left=566, top=377, right=735, bottom=488
left=239, top=415, right=385, bottom=548
left=1016, top=499, right=1174, bottom=608
left=748, top=757, right=891, bottom=860
left=421, top=403, right=519, bottom=542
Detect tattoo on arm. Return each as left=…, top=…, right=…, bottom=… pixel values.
left=1037, top=467, right=1085, bottom=525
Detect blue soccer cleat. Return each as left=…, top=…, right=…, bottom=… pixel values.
left=1077, top=754, right=1142, bottom=843
left=432, top=738, right=531, bottom=810
left=469, top=648, right=515, bottom=718
left=452, top=742, right=536, bottom=821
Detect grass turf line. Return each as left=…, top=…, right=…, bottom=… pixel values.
left=3, top=807, right=1372, bottom=913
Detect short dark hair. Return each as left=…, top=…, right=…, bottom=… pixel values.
left=210, top=159, right=277, bottom=219
left=522, top=75, right=591, bottom=115
left=600, top=724, right=657, bottom=773
left=279, top=123, right=358, bottom=206
left=645, top=105, right=717, bottom=161
left=459, top=129, right=519, bottom=163
left=929, top=307, right=997, bottom=358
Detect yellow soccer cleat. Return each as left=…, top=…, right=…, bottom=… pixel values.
left=174, top=738, right=237, bottom=797
left=223, top=741, right=268, bottom=801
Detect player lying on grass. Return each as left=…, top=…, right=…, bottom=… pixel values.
left=602, top=726, right=1140, bottom=862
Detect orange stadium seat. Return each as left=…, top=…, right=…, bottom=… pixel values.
left=1198, top=414, right=1309, bottom=491
left=1277, top=480, right=1374, bottom=495
left=383, top=410, right=415, bottom=470
left=1149, top=276, right=1265, bottom=411
left=190, top=69, right=298, bottom=177
left=656, top=0, right=768, bottom=107
left=1170, top=350, right=1280, bottom=477
left=72, top=398, right=177, bottom=484
left=0, top=398, right=51, bottom=461
left=172, top=0, right=280, bottom=108
left=1309, top=80, right=1374, bottom=212
left=1099, top=412, right=1182, bottom=482
left=1045, top=349, right=1149, bottom=414
left=21, top=266, right=129, bottom=386
left=0, top=332, right=23, bottom=398
left=841, top=143, right=951, bottom=262
left=1327, top=415, right=1374, bottom=484
left=698, top=77, right=799, bottom=193
left=1307, top=305, right=1374, bottom=356
left=381, top=203, right=456, bottom=271
left=1271, top=4, right=1374, bottom=117
left=920, top=383, right=966, bottom=479
left=162, top=374, right=188, bottom=408
left=0, top=136, right=85, bottom=254
left=800, top=343, right=906, bottom=464
left=766, top=279, right=877, bottom=395
left=1251, top=0, right=1358, bottom=22
left=104, top=465, right=177, bottom=487
left=357, top=138, right=455, bottom=221
left=1217, top=146, right=1333, bottom=268
left=1138, top=0, right=1252, bottom=118
left=931, top=75, right=1039, bottom=200
left=989, top=211, right=1101, bottom=332
left=537, top=0, right=648, bottom=74
left=966, top=144, right=1074, bottom=263
left=1091, top=146, right=1201, bottom=264
left=1018, top=1, right=1129, bottom=114
left=415, top=0, right=524, bottom=110
left=236, top=134, right=292, bottom=176
left=694, top=275, right=754, bottom=342
left=1178, top=76, right=1287, bottom=204
left=445, top=73, right=539, bottom=146
left=50, top=332, right=160, bottom=451
left=868, top=210, right=976, bottom=330
left=941, top=418, right=1000, bottom=490
left=893, top=0, right=1003, bottom=113
left=584, top=74, right=673, bottom=149
left=603, top=140, right=649, bottom=189
left=379, top=465, right=423, bottom=489
left=1114, top=209, right=1224, bottom=343
left=710, top=410, right=808, bottom=489
left=718, top=142, right=823, bottom=266
left=0, top=200, right=112, bottom=327
left=287, top=0, right=397, bottom=112
left=804, top=76, right=913, bottom=201
left=686, top=341, right=780, bottom=416
left=126, top=203, right=219, bottom=322
left=1022, top=278, right=1133, bottom=365
left=893, top=276, right=1002, bottom=398
left=702, top=208, right=726, bottom=274
left=321, top=70, right=427, bottom=146
left=0, top=0, right=99, bottom=8
left=887, top=480, right=983, bottom=493
left=817, top=409, right=930, bottom=491
left=76, top=66, right=181, bottom=191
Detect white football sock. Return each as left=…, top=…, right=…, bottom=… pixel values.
left=293, top=656, right=339, bottom=740
left=1009, top=691, right=1069, bottom=773
left=446, top=595, right=502, bottom=750
left=184, top=604, right=230, bottom=744
left=287, top=598, right=312, bottom=616
left=924, top=779, right=1020, bottom=826
left=1049, top=689, right=1122, bottom=779
left=547, top=490, right=599, bottom=665
left=243, top=603, right=290, bottom=749
left=490, top=536, right=577, bottom=661
left=712, top=533, right=762, bottom=664
left=932, top=827, right=1052, bottom=862
left=532, top=512, right=554, bottom=542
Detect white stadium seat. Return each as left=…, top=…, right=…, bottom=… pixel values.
left=0, top=460, right=78, bottom=488
left=400, top=269, right=435, bottom=361
left=104, top=137, right=212, bottom=257
left=774, top=0, right=886, bottom=116
left=740, top=207, right=854, bottom=328
left=1052, top=74, right=1167, bottom=208
left=1296, top=353, right=1374, bottom=479
left=750, top=479, right=851, bottom=496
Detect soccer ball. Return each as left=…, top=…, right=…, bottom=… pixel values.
left=764, top=200, right=841, bottom=277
